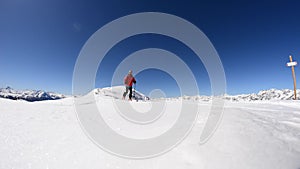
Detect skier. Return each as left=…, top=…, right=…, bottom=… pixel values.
left=122, top=70, right=136, bottom=101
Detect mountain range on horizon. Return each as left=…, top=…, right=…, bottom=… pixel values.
left=0, top=86, right=299, bottom=102
left=0, top=86, right=66, bottom=102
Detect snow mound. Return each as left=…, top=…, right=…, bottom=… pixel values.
left=0, top=86, right=66, bottom=102
left=94, top=86, right=149, bottom=101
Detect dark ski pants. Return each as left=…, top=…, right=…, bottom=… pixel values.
left=123, top=86, right=133, bottom=99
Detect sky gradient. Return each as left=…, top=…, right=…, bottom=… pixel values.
left=1, top=0, right=300, bottom=97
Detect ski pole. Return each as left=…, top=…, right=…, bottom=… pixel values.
left=134, top=83, right=138, bottom=102
left=133, top=83, right=136, bottom=98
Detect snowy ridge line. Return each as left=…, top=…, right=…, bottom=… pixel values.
left=154, top=88, right=300, bottom=102
left=1, top=86, right=299, bottom=102
left=93, top=86, right=150, bottom=101
left=224, top=88, right=300, bottom=102
left=0, top=86, right=66, bottom=102
left=93, top=87, right=300, bottom=102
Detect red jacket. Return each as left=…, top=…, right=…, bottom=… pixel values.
left=124, top=74, right=136, bottom=87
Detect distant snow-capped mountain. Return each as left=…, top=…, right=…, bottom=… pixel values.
left=1, top=86, right=299, bottom=102
left=225, top=88, right=300, bottom=101
left=94, top=87, right=299, bottom=102
left=158, top=88, right=300, bottom=102
left=0, top=87, right=66, bottom=102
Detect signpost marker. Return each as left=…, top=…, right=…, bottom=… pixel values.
left=286, top=55, right=297, bottom=100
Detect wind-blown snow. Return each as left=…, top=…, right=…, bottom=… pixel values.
left=0, top=86, right=299, bottom=169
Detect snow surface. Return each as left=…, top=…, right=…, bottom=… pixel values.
left=0, top=86, right=300, bottom=169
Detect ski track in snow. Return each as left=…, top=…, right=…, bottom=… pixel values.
left=0, top=92, right=300, bottom=169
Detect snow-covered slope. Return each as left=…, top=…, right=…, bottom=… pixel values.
left=0, top=87, right=66, bottom=102
left=0, top=94, right=299, bottom=169
left=94, top=86, right=149, bottom=101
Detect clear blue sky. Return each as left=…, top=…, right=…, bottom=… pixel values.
left=1, top=0, right=300, bottom=96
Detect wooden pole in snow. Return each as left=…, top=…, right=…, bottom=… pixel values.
left=286, top=55, right=297, bottom=100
